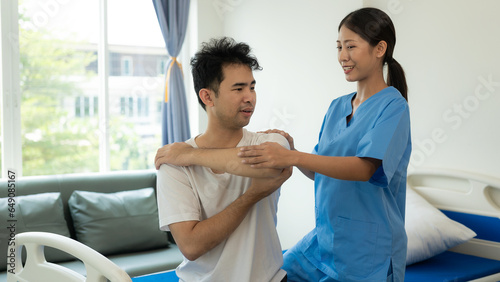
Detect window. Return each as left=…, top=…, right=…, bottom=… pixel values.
left=121, top=56, right=133, bottom=76
left=139, top=97, right=149, bottom=117
left=128, top=97, right=134, bottom=117
left=75, top=97, right=81, bottom=117
left=1, top=0, right=167, bottom=177
left=137, top=97, right=142, bottom=117
left=158, top=59, right=167, bottom=75
left=118, top=96, right=149, bottom=118
left=84, top=97, right=91, bottom=116
left=120, top=97, right=126, bottom=115
left=75, top=96, right=98, bottom=117
left=18, top=0, right=101, bottom=176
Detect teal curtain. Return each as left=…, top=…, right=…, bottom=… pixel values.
left=153, top=0, right=191, bottom=145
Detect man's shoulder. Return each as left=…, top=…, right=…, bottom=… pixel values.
left=157, top=163, right=185, bottom=178
left=243, top=129, right=290, bottom=149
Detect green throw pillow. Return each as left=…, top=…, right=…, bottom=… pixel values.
left=0, top=192, right=73, bottom=271
left=68, top=187, right=169, bottom=256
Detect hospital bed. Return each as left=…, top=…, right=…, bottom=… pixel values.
left=404, top=168, right=500, bottom=281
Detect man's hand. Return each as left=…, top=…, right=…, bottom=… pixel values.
left=155, top=142, right=195, bottom=169
left=245, top=166, right=293, bottom=200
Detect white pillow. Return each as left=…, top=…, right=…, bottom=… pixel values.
left=405, top=187, right=477, bottom=265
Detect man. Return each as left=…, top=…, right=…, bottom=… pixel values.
left=155, top=37, right=291, bottom=281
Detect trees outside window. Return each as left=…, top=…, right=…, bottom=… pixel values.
left=2, top=0, right=167, bottom=176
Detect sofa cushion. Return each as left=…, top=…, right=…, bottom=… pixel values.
left=68, top=187, right=169, bottom=256
left=0, top=192, right=73, bottom=271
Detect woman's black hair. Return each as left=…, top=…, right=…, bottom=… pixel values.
left=190, top=37, right=262, bottom=110
left=339, top=7, right=408, bottom=100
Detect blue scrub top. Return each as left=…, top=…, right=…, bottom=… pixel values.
left=289, top=87, right=411, bottom=281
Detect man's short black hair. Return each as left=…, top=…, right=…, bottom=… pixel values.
left=190, top=37, right=262, bottom=110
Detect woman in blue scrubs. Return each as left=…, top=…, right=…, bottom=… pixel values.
left=238, top=8, right=411, bottom=281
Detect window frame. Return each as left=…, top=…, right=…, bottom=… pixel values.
left=0, top=0, right=22, bottom=178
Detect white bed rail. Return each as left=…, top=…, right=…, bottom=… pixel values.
left=407, top=168, right=500, bottom=218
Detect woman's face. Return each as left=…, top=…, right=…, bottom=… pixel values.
left=337, top=26, right=382, bottom=83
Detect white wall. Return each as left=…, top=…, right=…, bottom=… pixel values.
left=364, top=0, right=500, bottom=177
left=189, top=0, right=500, bottom=249
left=190, top=0, right=363, bottom=249
left=222, top=0, right=363, bottom=250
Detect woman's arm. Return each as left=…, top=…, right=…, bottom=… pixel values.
left=294, top=152, right=380, bottom=181
left=239, top=142, right=381, bottom=181
left=293, top=151, right=316, bottom=180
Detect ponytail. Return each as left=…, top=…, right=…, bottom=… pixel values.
left=386, top=58, right=408, bottom=101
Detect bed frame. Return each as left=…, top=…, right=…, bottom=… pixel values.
left=405, top=168, right=500, bottom=282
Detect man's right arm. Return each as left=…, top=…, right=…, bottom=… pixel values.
left=154, top=142, right=285, bottom=178
left=167, top=167, right=292, bottom=261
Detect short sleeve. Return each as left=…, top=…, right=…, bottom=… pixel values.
left=157, top=164, right=201, bottom=231
left=312, top=96, right=345, bottom=156
left=356, top=100, right=411, bottom=186
left=312, top=119, right=326, bottom=155
left=255, top=133, right=290, bottom=150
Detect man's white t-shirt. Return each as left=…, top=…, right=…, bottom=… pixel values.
left=157, top=129, right=289, bottom=282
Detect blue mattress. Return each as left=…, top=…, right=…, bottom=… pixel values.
left=405, top=251, right=500, bottom=282
left=132, top=251, right=500, bottom=282
left=405, top=211, right=500, bottom=282
left=442, top=210, right=500, bottom=242
left=132, top=252, right=500, bottom=282
left=132, top=269, right=177, bottom=282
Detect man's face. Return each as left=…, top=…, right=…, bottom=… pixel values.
left=211, top=64, right=256, bottom=130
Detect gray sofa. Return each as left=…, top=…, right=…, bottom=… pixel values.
left=0, top=169, right=183, bottom=280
